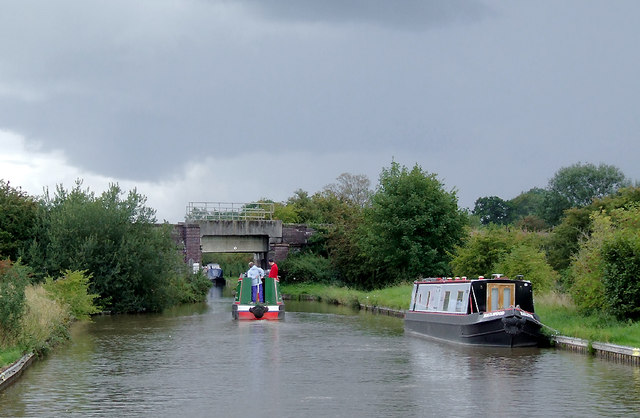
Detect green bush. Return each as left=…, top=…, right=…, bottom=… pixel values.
left=19, top=285, right=69, bottom=354
left=602, top=231, right=640, bottom=320
left=493, top=244, right=557, bottom=294
left=42, top=270, right=101, bottom=320
left=24, top=182, right=205, bottom=313
left=175, top=270, right=212, bottom=304
left=568, top=205, right=640, bottom=317
left=568, top=213, right=610, bottom=313
left=0, top=259, right=31, bottom=346
left=450, top=226, right=516, bottom=277
left=0, top=180, right=38, bottom=262
left=280, top=253, right=336, bottom=284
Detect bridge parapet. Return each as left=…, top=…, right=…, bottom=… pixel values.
left=199, top=219, right=282, bottom=238
left=186, top=202, right=274, bottom=221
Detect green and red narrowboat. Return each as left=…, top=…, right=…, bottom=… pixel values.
left=232, top=274, right=285, bottom=320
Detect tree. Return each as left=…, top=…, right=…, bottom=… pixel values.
left=602, top=228, right=640, bottom=320
left=539, top=190, right=573, bottom=227
left=323, top=173, right=372, bottom=208
left=552, top=162, right=629, bottom=204
left=451, top=226, right=555, bottom=292
left=0, top=180, right=38, bottom=261
left=286, top=189, right=321, bottom=224
left=358, top=162, right=467, bottom=287
left=510, top=187, right=547, bottom=220
left=569, top=205, right=640, bottom=318
left=272, top=202, right=300, bottom=223
left=540, top=163, right=630, bottom=226
left=24, top=180, right=207, bottom=313
left=450, top=226, right=517, bottom=278
left=547, top=186, right=640, bottom=275
left=472, top=196, right=514, bottom=225
left=0, top=259, right=31, bottom=346
left=492, top=244, right=557, bottom=294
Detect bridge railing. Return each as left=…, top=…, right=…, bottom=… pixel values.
left=185, top=202, right=275, bottom=221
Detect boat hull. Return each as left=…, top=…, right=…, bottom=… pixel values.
left=405, top=308, right=544, bottom=347
left=232, top=303, right=285, bottom=320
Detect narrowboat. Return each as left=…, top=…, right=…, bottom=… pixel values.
left=232, top=274, right=285, bottom=320
left=206, top=263, right=226, bottom=287
left=404, top=275, right=546, bottom=347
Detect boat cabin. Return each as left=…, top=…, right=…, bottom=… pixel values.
left=409, top=277, right=535, bottom=314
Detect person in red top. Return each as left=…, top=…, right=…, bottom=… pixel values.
left=268, top=259, right=278, bottom=280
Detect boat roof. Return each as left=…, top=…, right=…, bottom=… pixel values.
left=414, top=275, right=530, bottom=284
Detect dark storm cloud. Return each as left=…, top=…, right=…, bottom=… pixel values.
left=1, top=0, right=639, bottom=210
left=0, top=0, right=491, bottom=181
left=239, top=0, right=491, bottom=29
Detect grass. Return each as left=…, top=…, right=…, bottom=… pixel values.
left=0, top=346, right=23, bottom=371
left=280, top=282, right=640, bottom=348
left=280, top=282, right=413, bottom=311
left=0, top=284, right=72, bottom=370
left=535, top=292, right=640, bottom=347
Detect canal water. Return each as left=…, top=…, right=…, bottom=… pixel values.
left=1, top=287, right=640, bottom=417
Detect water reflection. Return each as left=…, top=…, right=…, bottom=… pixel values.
left=1, top=292, right=639, bottom=417
left=406, top=336, right=640, bottom=416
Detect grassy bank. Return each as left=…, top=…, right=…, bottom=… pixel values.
left=280, top=283, right=640, bottom=347
left=0, top=270, right=101, bottom=371
left=280, top=282, right=412, bottom=311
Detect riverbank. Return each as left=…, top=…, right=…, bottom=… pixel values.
left=0, top=353, right=34, bottom=391
left=279, top=282, right=640, bottom=348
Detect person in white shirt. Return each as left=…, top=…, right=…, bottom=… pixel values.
left=247, top=262, right=265, bottom=303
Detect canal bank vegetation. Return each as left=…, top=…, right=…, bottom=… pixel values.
left=0, top=179, right=211, bottom=369
left=271, top=162, right=640, bottom=347
left=1, top=263, right=100, bottom=369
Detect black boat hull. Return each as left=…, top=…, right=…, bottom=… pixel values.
left=405, top=308, right=545, bottom=347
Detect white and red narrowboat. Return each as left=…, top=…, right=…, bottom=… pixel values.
left=405, top=275, right=547, bottom=347
left=232, top=274, right=285, bottom=320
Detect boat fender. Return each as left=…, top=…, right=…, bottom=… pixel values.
left=249, top=304, right=269, bottom=319
left=502, top=312, right=527, bottom=335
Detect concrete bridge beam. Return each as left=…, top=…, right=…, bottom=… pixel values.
left=200, top=235, right=269, bottom=253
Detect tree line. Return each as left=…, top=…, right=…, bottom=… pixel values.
left=260, top=161, right=639, bottom=321
left=0, top=180, right=210, bottom=314
left=2, top=160, right=639, bottom=326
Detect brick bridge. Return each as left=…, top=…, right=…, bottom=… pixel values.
left=174, top=221, right=315, bottom=269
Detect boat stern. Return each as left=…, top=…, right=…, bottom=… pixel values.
left=232, top=303, right=285, bottom=320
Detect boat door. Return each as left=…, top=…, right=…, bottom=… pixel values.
left=487, top=283, right=515, bottom=311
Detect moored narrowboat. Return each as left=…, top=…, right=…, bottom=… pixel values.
left=404, top=275, right=546, bottom=347
left=232, top=274, right=285, bottom=320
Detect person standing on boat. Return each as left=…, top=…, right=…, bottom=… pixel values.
left=268, top=259, right=278, bottom=281
left=247, top=262, right=265, bottom=303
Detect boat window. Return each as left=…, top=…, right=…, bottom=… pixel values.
left=503, top=287, right=511, bottom=307
left=491, top=287, right=499, bottom=311
left=443, top=291, right=451, bottom=311
left=426, top=291, right=431, bottom=309
left=487, top=283, right=516, bottom=311
left=455, top=291, right=465, bottom=312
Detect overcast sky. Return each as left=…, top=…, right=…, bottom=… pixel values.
left=1, top=1, right=639, bottom=222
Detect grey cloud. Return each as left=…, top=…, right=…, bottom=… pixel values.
left=1, top=0, right=639, bottom=206
left=238, top=0, right=492, bottom=29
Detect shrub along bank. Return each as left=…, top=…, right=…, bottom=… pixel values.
left=280, top=283, right=640, bottom=347
left=0, top=264, right=100, bottom=370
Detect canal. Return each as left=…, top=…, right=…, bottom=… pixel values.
left=1, top=287, right=640, bottom=417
